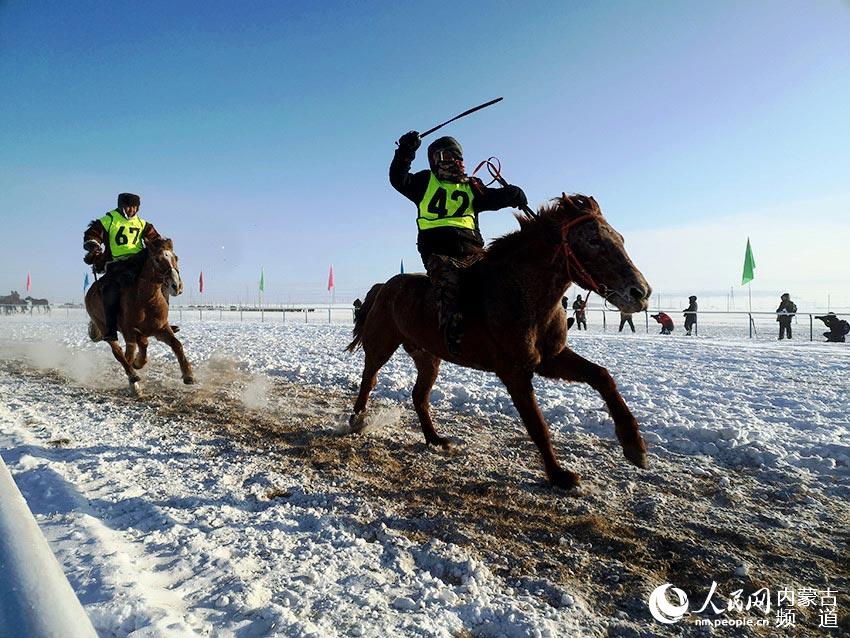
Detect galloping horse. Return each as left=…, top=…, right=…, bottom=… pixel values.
left=347, top=194, right=651, bottom=489
left=85, top=237, right=193, bottom=393
left=24, top=296, right=50, bottom=313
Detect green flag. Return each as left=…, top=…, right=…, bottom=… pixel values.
left=259, top=267, right=265, bottom=292
left=741, top=238, right=755, bottom=285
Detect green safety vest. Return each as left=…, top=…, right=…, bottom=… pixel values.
left=417, top=173, right=477, bottom=231
left=99, top=209, right=148, bottom=259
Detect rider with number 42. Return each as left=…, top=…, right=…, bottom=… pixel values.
left=390, top=132, right=528, bottom=356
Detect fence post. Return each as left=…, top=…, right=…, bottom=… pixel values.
left=809, top=314, right=813, bottom=342
left=748, top=313, right=753, bottom=338
left=645, top=311, right=649, bottom=333
left=328, top=305, right=331, bottom=324
left=199, top=308, right=203, bottom=322
left=261, top=307, right=264, bottom=323
left=602, top=310, right=606, bottom=332
left=304, top=309, right=308, bottom=324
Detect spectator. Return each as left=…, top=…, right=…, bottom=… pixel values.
left=815, top=312, right=850, bottom=343
left=651, top=312, right=674, bottom=334
left=683, top=295, right=698, bottom=336
left=353, top=298, right=363, bottom=322
left=618, top=311, right=635, bottom=333
left=776, top=293, right=797, bottom=340
left=561, top=296, right=569, bottom=312
left=573, top=294, right=588, bottom=330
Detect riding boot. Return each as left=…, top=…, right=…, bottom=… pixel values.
left=101, top=280, right=121, bottom=342
left=425, top=253, right=466, bottom=357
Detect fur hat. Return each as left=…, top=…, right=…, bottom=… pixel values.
left=117, top=193, right=141, bottom=208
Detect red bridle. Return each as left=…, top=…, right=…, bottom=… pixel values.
left=553, top=211, right=602, bottom=295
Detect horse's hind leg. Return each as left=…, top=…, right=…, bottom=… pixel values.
left=350, top=335, right=400, bottom=430
left=536, top=348, right=647, bottom=469
left=500, top=372, right=580, bottom=490
left=404, top=346, right=448, bottom=448
left=155, top=328, right=194, bottom=384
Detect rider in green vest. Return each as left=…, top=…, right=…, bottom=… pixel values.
left=390, top=131, right=527, bottom=356
left=83, top=193, right=169, bottom=342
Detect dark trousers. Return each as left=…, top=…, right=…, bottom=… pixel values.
left=423, top=251, right=483, bottom=355
left=778, top=319, right=792, bottom=340
left=575, top=312, right=586, bottom=330
left=684, top=317, right=696, bottom=335
left=100, top=254, right=146, bottom=340
left=619, top=316, right=635, bottom=332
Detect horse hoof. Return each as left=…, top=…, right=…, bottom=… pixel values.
left=183, top=376, right=195, bottom=385
left=550, top=468, right=581, bottom=490
left=624, top=445, right=649, bottom=469
left=427, top=436, right=452, bottom=451
left=129, top=380, right=141, bottom=395
left=348, top=412, right=367, bottom=433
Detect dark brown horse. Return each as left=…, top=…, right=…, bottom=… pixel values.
left=347, top=194, right=651, bottom=489
left=85, top=237, right=193, bottom=393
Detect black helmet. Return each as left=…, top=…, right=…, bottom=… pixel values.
left=427, top=136, right=463, bottom=173
left=689, top=295, right=697, bottom=300
left=117, top=193, right=141, bottom=208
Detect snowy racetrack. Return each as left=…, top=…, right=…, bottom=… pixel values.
left=1, top=315, right=848, bottom=637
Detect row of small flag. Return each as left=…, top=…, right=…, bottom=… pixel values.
left=79, top=260, right=410, bottom=293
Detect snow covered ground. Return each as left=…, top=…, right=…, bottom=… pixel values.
left=1, top=313, right=848, bottom=637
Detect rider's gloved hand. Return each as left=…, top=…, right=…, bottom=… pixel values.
left=397, top=130, right=421, bottom=153
left=505, top=185, right=528, bottom=210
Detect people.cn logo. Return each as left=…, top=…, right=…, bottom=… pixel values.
left=648, top=584, right=690, bottom=624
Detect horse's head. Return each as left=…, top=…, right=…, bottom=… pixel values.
left=546, top=194, right=651, bottom=313
left=148, top=237, right=183, bottom=296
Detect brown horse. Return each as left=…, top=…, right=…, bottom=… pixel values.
left=347, top=194, right=651, bottom=489
left=85, top=237, right=193, bottom=393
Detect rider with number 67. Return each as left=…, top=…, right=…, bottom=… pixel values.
left=82, top=193, right=166, bottom=342
left=390, top=131, right=527, bottom=356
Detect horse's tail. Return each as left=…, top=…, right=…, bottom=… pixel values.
left=88, top=320, right=101, bottom=342
left=346, top=283, right=384, bottom=353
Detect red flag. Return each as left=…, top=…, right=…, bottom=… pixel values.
left=26, top=272, right=31, bottom=292
left=327, top=265, right=334, bottom=291
left=199, top=271, right=204, bottom=293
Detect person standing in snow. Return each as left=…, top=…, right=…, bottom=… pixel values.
left=390, top=131, right=527, bottom=356
left=683, top=295, right=698, bottom=336
left=776, top=293, right=797, bottom=340
left=573, top=294, right=588, bottom=330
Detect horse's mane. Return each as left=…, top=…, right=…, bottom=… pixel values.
left=485, top=194, right=600, bottom=260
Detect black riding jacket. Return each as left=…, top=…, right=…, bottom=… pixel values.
left=390, top=147, right=525, bottom=261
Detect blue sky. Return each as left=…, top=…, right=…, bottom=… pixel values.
left=1, top=1, right=848, bottom=309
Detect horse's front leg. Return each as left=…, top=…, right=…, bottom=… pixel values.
left=156, top=328, right=194, bottom=384
left=499, top=372, right=580, bottom=489
left=133, top=335, right=149, bottom=370
left=536, top=349, right=647, bottom=469
left=107, top=339, right=140, bottom=384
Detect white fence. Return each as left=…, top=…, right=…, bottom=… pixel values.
left=1, top=304, right=847, bottom=342
left=0, top=456, right=97, bottom=637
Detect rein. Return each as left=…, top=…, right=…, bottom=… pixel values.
left=472, top=156, right=537, bottom=219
